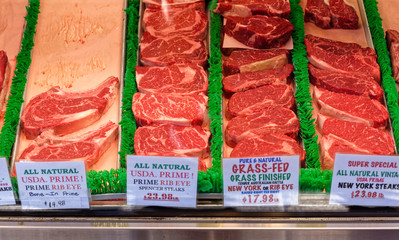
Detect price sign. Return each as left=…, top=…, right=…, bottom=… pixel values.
left=223, top=156, right=299, bottom=207
left=16, top=161, right=89, bottom=209
left=330, top=154, right=399, bottom=206
left=0, top=158, right=15, bottom=205
left=127, top=155, right=198, bottom=208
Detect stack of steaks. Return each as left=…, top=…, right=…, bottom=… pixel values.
left=305, top=35, right=395, bottom=169
left=134, top=0, right=211, bottom=171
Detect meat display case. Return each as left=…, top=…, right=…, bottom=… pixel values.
left=1, top=0, right=399, bottom=239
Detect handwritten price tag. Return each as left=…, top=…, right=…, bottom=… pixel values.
left=16, top=161, right=89, bottom=209
left=126, top=155, right=198, bottom=208
left=0, top=158, right=15, bottom=205
left=223, top=156, right=299, bottom=207
left=330, top=154, right=399, bottom=206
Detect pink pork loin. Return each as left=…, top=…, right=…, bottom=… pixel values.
left=21, top=76, right=119, bottom=140
left=140, top=32, right=208, bottom=66
left=142, top=8, right=208, bottom=39
left=305, top=35, right=380, bottom=81
left=214, top=0, right=290, bottom=18
left=227, top=83, right=295, bottom=117
left=305, top=0, right=331, bottom=29
left=386, top=29, right=399, bottom=82
left=224, top=15, right=293, bottom=49
left=222, top=63, right=293, bottom=93
left=225, top=106, right=299, bottom=147
left=132, top=93, right=207, bottom=126
left=19, top=121, right=118, bottom=167
left=314, top=87, right=389, bottom=129
left=223, top=49, right=289, bottom=76
left=308, top=64, right=383, bottom=101
left=136, top=64, right=207, bottom=94
left=318, top=114, right=395, bottom=169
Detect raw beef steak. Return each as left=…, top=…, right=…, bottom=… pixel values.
left=21, top=76, right=119, bottom=140
left=224, top=15, right=293, bottom=49
left=223, top=49, right=289, bottom=75
left=136, top=64, right=207, bottom=94
left=230, top=134, right=305, bottom=162
left=214, top=0, right=290, bottom=18
left=308, top=64, right=383, bottom=101
left=146, top=1, right=205, bottom=11
left=329, top=0, right=358, bottom=29
left=223, top=64, right=293, bottom=93
left=226, top=106, right=299, bottom=147
left=0, top=51, right=9, bottom=115
left=132, top=93, right=207, bottom=126
left=386, top=29, right=399, bottom=81
left=140, top=32, right=207, bottom=66
left=19, top=121, right=118, bottom=167
left=318, top=114, right=395, bottom=169
left=305, top=0, right=331, bottom=29
left=228, top=83, right=294, bottom=117
left=134, top=123, right=210, bottom=157
left=305, top=35, right=380, bottom=81
left=314, top=87, right=389, bottom=129
left=143, top=9, right=207, bottom=39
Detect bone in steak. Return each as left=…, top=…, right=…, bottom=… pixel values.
left=386, top=29, right=399, bottom=82
left=0, top=51, right=9, bottom=116
left=226, top=106, right=299, bottom=147
left=21, top=76, right=119, bottom=140
left=314, top=87, right=389, bottom=129
left=223, top=64, right=293, bottom=93
left=230, top=134, right=305, bottom=162
left=318, top=114, right=395, bottom=169
left=329, top=0, right=358, bottom=29
left=308, top=64, right=383, bottom=101
left=143, top=9, right=208, bottom=39
left=223, top=49, right=289, bottom=75
left=136, top=64, right=207, bottom=94
left=134, top=123, right=210, bottom=157
left=19, top=121, right=118, bottom=167
left=224, top=15, right=293, bottom=49
left=140, top=32, right=207, bottom=66
left=305, top=35, right=380, bottom=81
left=214, top=0, right=290, bottom=18
left=132, top=93, right=207, bottom=126
left=305, top=0, right=331, bottom=29
left=228, top=83, right=294, bottom=117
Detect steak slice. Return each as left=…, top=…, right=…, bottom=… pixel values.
left=19, top=121, right=118, bottom=167
left=228, top=83, right=294, bottom=117
left=230, top=134, right=305, bottom=162
left=305, top=35, right=380, bottom=81
left=328, top=0, right=358, bottom=29
left=140, top=32, right=207, bottom=66
left=136, top=64, right=207, bottom=94
left=308, top=64, right=383, bottom=101
left=146, top=2, right=205, bottom=12
left=304, top=0, right=331, bottom=29
left=214, top=0, right=290, bottom=18
left=318, top=114, right=395, bottom=169
left=314, top=87, right=389, bottom=129
left=134, top=123, right=210, bottom=157
left=224, top=15, right=293, bottom=49
left=143, top=9, right=208, bottom=39
left=386, top=29, right=399, bottom=81
left=223, top=49, right=289, bottom=75
left=226, top=106, right=299, bottom=147
left=132, top=93, right=207, bottom=126
left=21, top=76, right=119, bottom=140
left=223, top=64, right=293, bottom=93
left=0, top=51, right=10, bottom=116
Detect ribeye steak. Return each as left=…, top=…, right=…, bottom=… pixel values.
left=386, top=29, right=399, bottom=82
left=19, top=121, right=118, bottom=167
left=214, top=0, right=290, bottom=18
left=329, top=0, right=358, bottom=29
left=132, top=93, right=207, bottom=126
left=21, top=76, right=119, bottom=139
left=0, top=51, right=9, bottom=116
left=305, top=0, right=331, bottom=29
left=136, top=64, right=207, bottom=94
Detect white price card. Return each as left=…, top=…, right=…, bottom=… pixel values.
left=0, top=158, right=15, bottom=205
left=330, top=154, right=399, bottom=206
left=223, top=156, right=299, bottom=207
left=127, top=155, right=198, bottom=208
left=16, top=161, right=89, bottom=209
